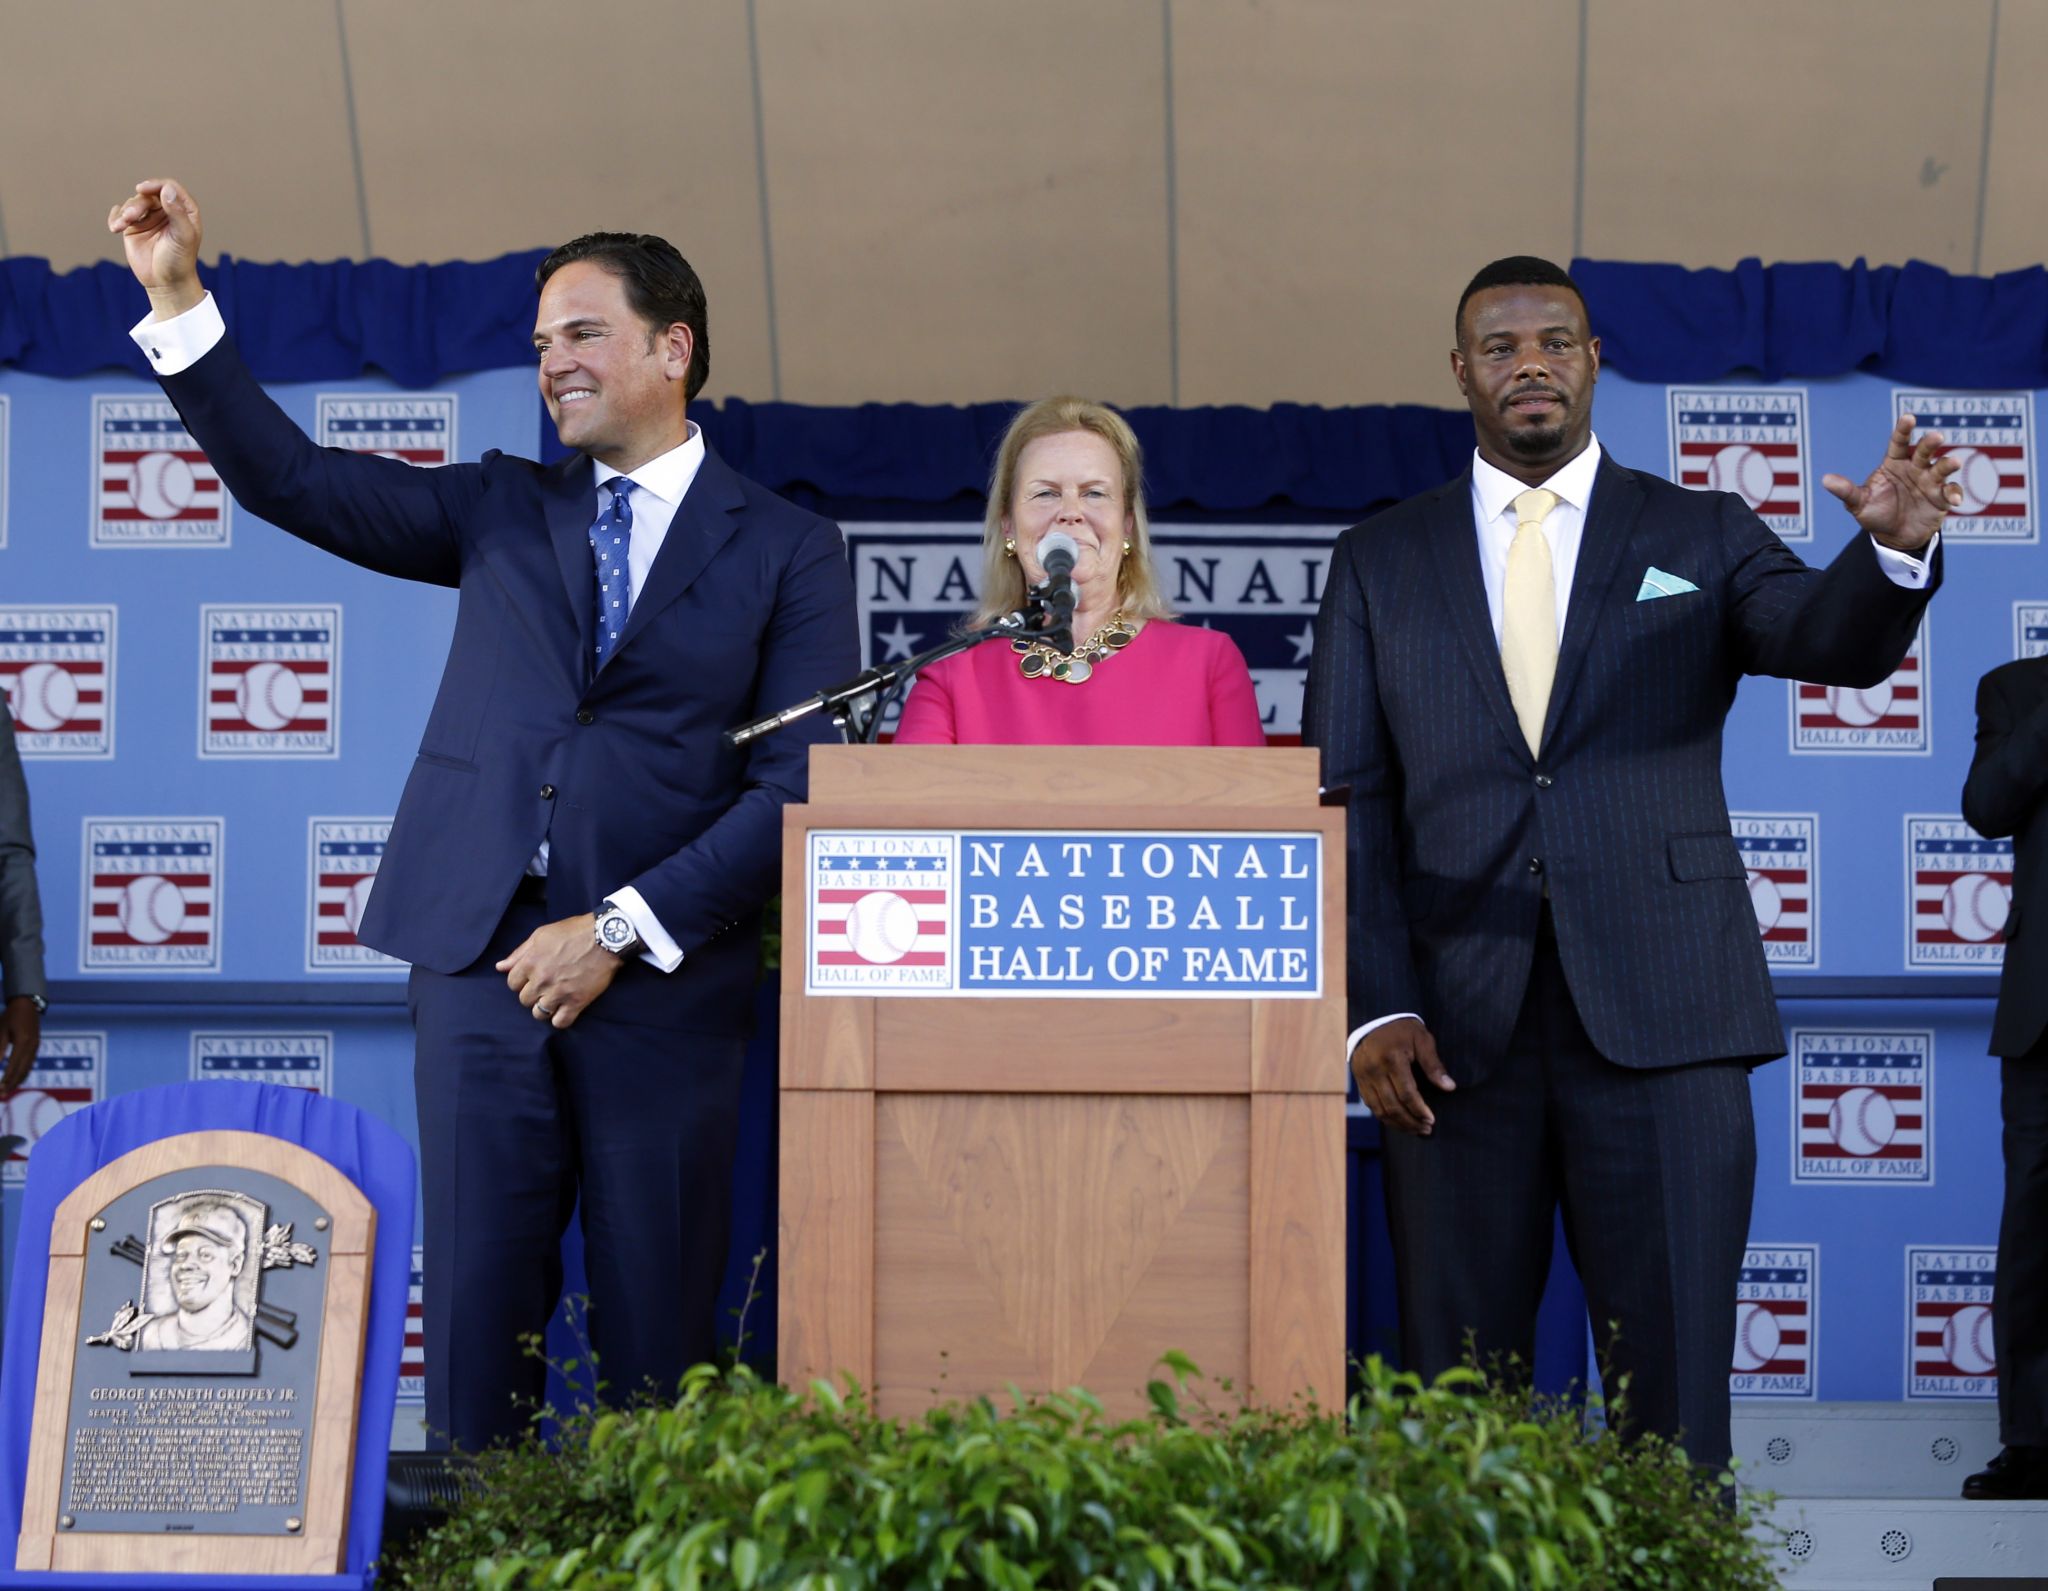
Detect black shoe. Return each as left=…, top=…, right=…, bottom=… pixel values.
left=1962, top=1445, right=2048, bottom=1500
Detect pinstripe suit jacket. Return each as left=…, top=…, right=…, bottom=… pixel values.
left=0, top=702, right=45, bottom=1005
left=1304, top=454, right=1938, bottom=1083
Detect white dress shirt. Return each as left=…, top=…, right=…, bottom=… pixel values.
left=1344, top=436, right=1936, bottom=1069
left=131, top=293, right=703, bottom=972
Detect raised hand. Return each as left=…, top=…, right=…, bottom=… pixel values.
left=106, top=179, right=205, bottom=319
left=1821, top=413, right=1964, bottom=553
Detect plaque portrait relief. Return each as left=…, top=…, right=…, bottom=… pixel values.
left=17, top=1130, right=375, bottom=1577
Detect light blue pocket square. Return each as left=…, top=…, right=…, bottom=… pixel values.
left=1636, top=566, right=1700, bottom=601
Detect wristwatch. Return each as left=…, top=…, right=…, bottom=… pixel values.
left=14, top=993, right=46, bottom=1013
left=593, top=900, right=640, bottom=957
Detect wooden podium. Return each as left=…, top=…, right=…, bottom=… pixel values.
left=778, top=745, right=1345, bottom=1419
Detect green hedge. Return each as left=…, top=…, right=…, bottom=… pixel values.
left=384, top=1356, right=1778, bottom=1590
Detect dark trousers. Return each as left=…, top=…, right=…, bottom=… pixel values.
left=409, top=896, right=748, bottom=1450
left=1380, top=912, right=1756, bottom=1471
left=1997, top=1039, right=2048, bottom=1447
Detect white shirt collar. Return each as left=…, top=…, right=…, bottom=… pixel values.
left=592, top=421, right=703, bottom=505
left=1471, top=434, right=1604, bottom=525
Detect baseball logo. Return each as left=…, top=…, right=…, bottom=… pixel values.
left=130, top=450, right=198, bottom=521
left=842, top=890, right=920, bottom=964
left=1824, top=681, right=1894, bottom=727
left=1826, top=1085, right=1897, bottom=1156
left=1706, top=444, right=1776, bottom=509
left=1733, top=1301, right=1783, bottom=1372
left=1941, top=446, right=2003, bottom=517
left=235, top=661, right=305, bottom=731
left=118, top=875, right=186, bottom=944
left=1943, top=1304, right=1997, bottom=1376
left=1942, top=873, right=2010, bottom=943
left=7, top=661, right=79, bottom=732
left=0, top=1088, right=66, bottom=1147
left=345, top=876, right=375, bottom=935
left=1746, top=870, right=1783, bottom=932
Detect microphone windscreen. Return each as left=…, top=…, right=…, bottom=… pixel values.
left=1038, top=531, right=1080, bottom=574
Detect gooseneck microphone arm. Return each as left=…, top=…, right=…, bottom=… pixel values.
left=723, top=587, right=1064, bottom=750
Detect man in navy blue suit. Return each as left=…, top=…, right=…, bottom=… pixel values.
left=1305, top=257, right=1956, bottom=1471
left=111, top=179, right=859, bottom=1449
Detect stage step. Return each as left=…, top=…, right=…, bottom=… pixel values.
left=1760, top=1497, right=2048, bottom=1588
left=1735, top=1399, right=1999, bottom=1497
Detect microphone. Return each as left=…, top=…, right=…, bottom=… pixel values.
left=1035, top=531, right=1078, bottom=652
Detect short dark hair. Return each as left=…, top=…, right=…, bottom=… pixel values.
left=537, top=233, right=711, bottom=402
left=1455, top=256, right=1588, bottom=347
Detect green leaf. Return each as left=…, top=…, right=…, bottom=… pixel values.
left=731, top=1537, right=761, bottom=1589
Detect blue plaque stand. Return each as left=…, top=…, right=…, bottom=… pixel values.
left=0, top=1082, right=416, bottom=1590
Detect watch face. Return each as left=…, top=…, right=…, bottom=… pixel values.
left=600, top=914, right=635, bottom=948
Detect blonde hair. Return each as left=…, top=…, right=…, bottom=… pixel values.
left=968, top=395, right=1176, bottom=630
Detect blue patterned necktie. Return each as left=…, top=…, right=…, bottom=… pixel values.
left=590, top=478, right=635, bottom=670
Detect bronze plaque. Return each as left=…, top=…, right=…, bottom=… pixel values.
left=16, top=1130, right=373, bottom=1576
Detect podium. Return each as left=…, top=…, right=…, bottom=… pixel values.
left=778, top=745, right=1345, bottom=1419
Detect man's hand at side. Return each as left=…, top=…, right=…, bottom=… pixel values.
left=496, top=915, right=622, bottom=1030
left=0, top=995, right=42, bottom=1094
left=1352, top=1016, right=1453, bottom=1136
left=108, top=179, right=206, bottom=320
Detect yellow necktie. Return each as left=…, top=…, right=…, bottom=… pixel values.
left=1501, top=487, right=1560, bottom=753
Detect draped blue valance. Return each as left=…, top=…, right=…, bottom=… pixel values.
left=7, top=250, right=2045, bottom=513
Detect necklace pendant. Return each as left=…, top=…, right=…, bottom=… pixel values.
left=1020, top=651, right=1048, bottom=679
left=1064, top=657, right=1093, bottom=684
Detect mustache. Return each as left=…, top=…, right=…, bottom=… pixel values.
left=1502, top=384, right=1566, bottom=411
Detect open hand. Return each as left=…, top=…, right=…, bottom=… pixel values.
left=495, top=914, right=622, bottom=1030
left=1821, top=413, right=1963, bottom=553
left=1351, top=1016, right=1453, bottom=1136
left=0, top=995, right=42, bottom=1094
left=107, top=179, right=205, bottom=319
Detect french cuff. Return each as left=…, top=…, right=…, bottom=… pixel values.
left=608, top=885, right=684, bottom=972
left=1871, top=532, right=1937, bottom=589
left=128, top=291, right=226, bottom=375
left=1346, top=1012, right=1424, bottom=1061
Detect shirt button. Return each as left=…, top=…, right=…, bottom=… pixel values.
left=1534, top=774, right=1553, bottom=789
left=576, top=709, right=595, bottom=725
left=539, top=784, right=556, bottom=801
left=1529, top=857, right=1544, bottom=875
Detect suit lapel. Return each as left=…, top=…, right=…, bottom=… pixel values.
left=607, top=442, right=747, bottom=664
left=545, top=454, right=599, bottom=684
left=1541, top=455, right=1642, bottom=746
left=1424, top=473, right=1532, bottom=760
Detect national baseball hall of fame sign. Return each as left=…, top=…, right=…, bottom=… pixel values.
left=15, top=1131, right=373, bottom=1576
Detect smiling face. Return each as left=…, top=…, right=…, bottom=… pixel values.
left=533, top=260, right=694, bottom=472
left=1451, top=283, right=1600, bottom=484
left=168, top=1231, right=241, bottom=1312
left=1004, top=429, right=1135, bottom=601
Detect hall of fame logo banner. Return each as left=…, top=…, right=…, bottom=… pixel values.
left=90, top=395, right=228, bottom=546
left=317, top=395, right=458, bottom=465
left=307, top=818, right=402, bottom=972
left=807, top=829, right=1322, bottom=997
left=200, top=605, right=339, bottom=756
left=0, top=606, right=115, bottom=758
left=1668, top=388, right=1812, bottom=540
left=81, top=817, right=223, bottom=972
left=1790, top=617, right=1928, bottom=753
left=1733, top=813, right=1816, bottom=966
left=844, top=524, right=1336, bottom=740
left=1907, top=1247, right=1997, bottom=1399
left=1791, top=1029, right=1930, bottom=1185
left=1905, top=816, right=2011, bottom=968
left=398, top=1245, right=426, bottom=1407
left=1894, top=391, right=2034, bottom=542
left=2017, top=601, right=2048, bottom=660
left=0, top=1033, right=104, bottom=1187
left=1731, top=1245, right=1816, bottom=1398
left=190, top=1031, right=332, bottom=1094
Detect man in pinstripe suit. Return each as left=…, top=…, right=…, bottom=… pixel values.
left=1304, top=257, right=1956, bottom=1472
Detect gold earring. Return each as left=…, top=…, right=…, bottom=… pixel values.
left=1003, top=539, right=1017, bottom=558
left=1122, top=539, right=1132, bottom=554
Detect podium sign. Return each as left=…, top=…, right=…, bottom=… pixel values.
left=16, top=1130, right=373, bottom=1576
left=806, top=828, right=1322, bottom=997
left=781, top=747, right=1347, bottom=1421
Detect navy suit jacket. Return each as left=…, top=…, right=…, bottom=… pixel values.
left=159, top=337, right=859, bottom=1033
left=1305, top=454, right=1938, bottom=1082
left=1963, top=656, right=2048, bottom=1058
